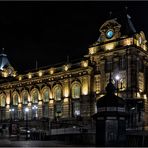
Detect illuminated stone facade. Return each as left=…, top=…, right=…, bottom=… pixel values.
left=0, top=16, right=148, bottom=129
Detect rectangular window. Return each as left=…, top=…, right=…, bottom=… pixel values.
left=105, top=60, right=112, bottom=73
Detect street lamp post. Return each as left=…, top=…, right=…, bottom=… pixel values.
left=25, top=107, right=29, bottom=140
left=9, top=108, right=15, bottom=120
left=115, top=74, right=120, bottom=96
left=9, top=108, right=15, bottom=137
left=32, top=105, right=38, bottom=119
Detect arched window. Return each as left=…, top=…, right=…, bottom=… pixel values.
left=72, top=83, right=81, bottom=99
left=43, top=88, right=49, bottom=102
left=13, top=93, right=18, bottom=106
left=22, top=91, right=28, bottom=104
left=0, top=95, right=6, bottom=107
left=54, top=86, right=62, bottom=101
left=31, top=89, right=39, bottom=103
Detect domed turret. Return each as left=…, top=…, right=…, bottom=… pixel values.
left=0, top=48, right=11, bottom=70
left=0, top=48, right=16, bottom=78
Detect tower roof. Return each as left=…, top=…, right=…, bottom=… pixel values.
left=0, top=49, right=11, bottom=70
left=96, top=10, right=137, bottom=45
left=119, top=13, right=136, bottom=36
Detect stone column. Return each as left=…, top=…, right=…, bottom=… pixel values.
left=49, top=100, right=54, bottom=119
left=5, top=104, right=10, bottom=120
left=18, top=103, right=22, bottom=120
left=100, top=59, right=106, bottom=93
left=62, top=98, right=69, bottom=118
left=38, top=101, right=43, bottom=119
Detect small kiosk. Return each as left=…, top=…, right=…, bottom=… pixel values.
left=93, top=78, right=126, bottom=146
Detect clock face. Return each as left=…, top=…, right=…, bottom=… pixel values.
left=106, top=30, right=114, bottom=39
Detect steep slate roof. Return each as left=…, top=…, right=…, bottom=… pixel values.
left=117, top=11, right=137, bottom=36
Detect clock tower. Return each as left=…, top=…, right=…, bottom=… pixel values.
left=89, top=15, right=148, bottom=129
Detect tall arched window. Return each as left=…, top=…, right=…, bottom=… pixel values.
left=71, top=82, right=81, bottom=117
left=31, top=89, right=39, bottom=103
left=13, top=93, right=18, bottom=106
left=0, top=95, right=6, bottom=107
left=22, top=91, right=28, bottom=104
left=72, top=83, right=81, bottom=99
left=42, top=88, right=49, bottom=102
left=54, top=86, right=62, bottom=101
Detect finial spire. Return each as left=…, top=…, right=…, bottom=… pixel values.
left=125, top=6, right=128, bottom=12
left=109, top=11, right=112, bottom=18
left=2, top=48, right=4, bottom=54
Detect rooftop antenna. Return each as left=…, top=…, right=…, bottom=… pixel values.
left=125, top=6, right=128, bottom=12
left=109, top=11, right=112, bottom=19
left=66, top=55, right=70, bottom=64
left=2, top=48, right=4, bottom=54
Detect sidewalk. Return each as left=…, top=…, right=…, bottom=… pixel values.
left=0, top=135, right=83, bottom=147
left=0, top=138, right=78, bottom=147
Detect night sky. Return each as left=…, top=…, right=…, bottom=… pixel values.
left=0, top=1, right=148, bottom=73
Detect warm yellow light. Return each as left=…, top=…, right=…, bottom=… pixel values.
left=144, top=94, right=147, bottom=99
left=139, top=89, right=142, bottom=92
left=64, top=83, right=69, bottom=97
left=99, top=94, right=104, bottom=98
left=49, top=68, right=54, bottom=74
left=64, top=65, right=69, bottom=71
left=49, top=100, right=54, bottom=104
left=64, top=98, right=68, bottom=103
left=6, top=95, right=10, bottom=105
left=81, top=60, right=88, bottom=68
left=18, top=97, right=21, bottom=103
left=28, top=102, right=31, bottom=106
left=28, top=73, right=32, bottom=79
left=64, top=88, right=69, bottom=97
left=105, top=43, right=115, bottom=50
left=49, top=91, right=53, bottom=99
left=28, top=95, right=31, bottom=102
left=38, top=70, right=43, bottom=77
left=82, top=77, right=89, bottom=95
left=38, top=101, right=42, bottom=105
left=13, top=71, right=17, bottom=77
left=18, top=104, right=22, bottom=108
left=89, top=47, right=97, bottom=54
left=123, top=38, right=133, bottom=46
left=18, top=75, right=22, bottom=81
left=137, top=92, right=140, bottom=98
left=82, top=82, right=88, bottom=95
left=6, top=104, right=10, bottom=109
left=2, top=71, right=8, bottom=77
left=142, top=44, right=147, bottom=51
